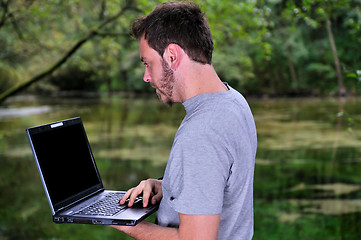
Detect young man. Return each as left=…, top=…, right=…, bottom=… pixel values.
left=112, top=1, right=257, bottom=239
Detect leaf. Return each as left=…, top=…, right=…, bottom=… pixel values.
left=347, top=73, right=357, bottom=78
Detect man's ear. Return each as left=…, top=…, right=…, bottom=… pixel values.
left=163, top=43, right=183, bottom=71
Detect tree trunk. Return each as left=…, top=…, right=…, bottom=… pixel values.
left=326, top=17, right=346, bottom=96
left=287, top=46, right=299, bottom=93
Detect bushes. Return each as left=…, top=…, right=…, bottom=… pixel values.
left=46, top=66, right=98, bottom=92
left=0, top=65, right=20, bottom=93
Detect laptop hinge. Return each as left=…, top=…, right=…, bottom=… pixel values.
left=55, top=188, right=104, bottom=214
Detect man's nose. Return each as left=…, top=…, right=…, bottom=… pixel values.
left=143, top=67, right=151, bottom=83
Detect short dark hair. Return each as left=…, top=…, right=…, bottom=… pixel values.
left=131, top=1, right=214, bottom=64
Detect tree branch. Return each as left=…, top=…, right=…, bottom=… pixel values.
left=0, top=0, right=11, bottom=30
left=0, top=2, right=138, bottom=104
left=8, top=12, right=23, bottom=40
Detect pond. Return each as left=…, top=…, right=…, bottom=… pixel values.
left=0, top=94, right=360, bottom=239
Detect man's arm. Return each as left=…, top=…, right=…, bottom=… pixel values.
left=111, top=213, right=220, bottom=240
left=116, top=178, right=220, bottom=239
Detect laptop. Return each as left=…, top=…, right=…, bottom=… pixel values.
left=26, top=117, right=158, bottom=226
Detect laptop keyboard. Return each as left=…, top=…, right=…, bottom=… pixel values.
left=76, top=192, right=131, bottom=216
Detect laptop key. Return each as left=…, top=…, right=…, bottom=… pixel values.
left=76, top=192, right=127, bottom=216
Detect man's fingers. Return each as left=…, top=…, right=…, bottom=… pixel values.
left=118, top=179, right=162, bottom=207
left=141, top=181, right=154, bottom=207
left=128, top=188, right=142, bottom=206
left=119, top=188, right=134, bottom=205
left=151, top=192, right=162, bottom=204
left=128, top=180, right=148, bottom=206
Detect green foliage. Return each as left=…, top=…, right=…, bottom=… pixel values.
left=0, top=0, right=360, bottom=96
left=198, top=0, right=270, bottom=90
left=347, top=70, right=361, bottom=82
left=0, top=64, right=21, bottom=93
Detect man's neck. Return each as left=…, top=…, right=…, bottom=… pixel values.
left=175, top=62, right=228, bottom=103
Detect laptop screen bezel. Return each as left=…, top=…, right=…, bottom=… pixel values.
left=26, top=117, right=104, bottom=214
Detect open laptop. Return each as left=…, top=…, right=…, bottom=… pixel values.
left=26, top=117, right=158, bottom=226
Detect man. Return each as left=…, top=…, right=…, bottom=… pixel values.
left=112, top=1, right=257, bottom=239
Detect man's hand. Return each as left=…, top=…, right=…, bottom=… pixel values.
left=119, top=178, right=163, bottom=208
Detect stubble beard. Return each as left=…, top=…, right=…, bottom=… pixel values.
left=155, top=59, right=176, bottom=107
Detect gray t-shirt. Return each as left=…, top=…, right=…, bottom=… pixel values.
left=157, top=84, right=257, bottom=240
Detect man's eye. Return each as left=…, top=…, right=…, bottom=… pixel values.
left=144, top=62, right=149, bottom=67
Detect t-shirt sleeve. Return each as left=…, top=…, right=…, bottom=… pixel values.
left=163, top=130, right=231, bottom=215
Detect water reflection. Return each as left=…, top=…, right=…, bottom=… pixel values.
left=252, top=97, right=361, bottom=239
left=0, top=95, right=360, bottom=239
left=0, top=106, right=52, bottom=119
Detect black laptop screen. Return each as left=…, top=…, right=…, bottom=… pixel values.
left=29, top=119, right=102, bottom=208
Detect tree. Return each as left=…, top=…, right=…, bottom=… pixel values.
left=0, top=0, right=140, bottom=104
left=1, top=0, right=360, bottom=99
left=197, top=0, right=270, bottom=92
left=290, top=0, right=358, bottom=96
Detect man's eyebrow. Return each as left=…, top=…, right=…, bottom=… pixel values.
left=140, top=57, right=145, bottom=62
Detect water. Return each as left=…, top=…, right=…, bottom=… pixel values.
left=253, top=97, right=361, bottom=240
left=0, top=95, right=360, bottom=239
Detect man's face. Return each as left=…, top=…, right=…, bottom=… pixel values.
left=139, top=37, right=176, bottom=106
